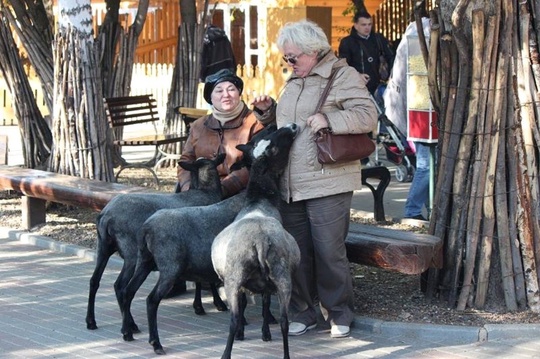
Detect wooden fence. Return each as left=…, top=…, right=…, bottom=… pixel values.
left=0, top=63, right=269, bottom=126
left=373, top=0, right=438, bottom=43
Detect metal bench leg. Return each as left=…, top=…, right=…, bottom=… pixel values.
left=361, top=167, right=391, bottom=222
left=21, top=196, right=46, bottom=230
left=115, top=165, right=160, bottom=188
left=154, top=144, right=182, bottom=171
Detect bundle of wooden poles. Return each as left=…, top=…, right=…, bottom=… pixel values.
left=422, top=0, right=540, bottom=312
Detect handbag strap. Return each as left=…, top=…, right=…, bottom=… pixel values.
left=314, top=68, right=339, bottom=114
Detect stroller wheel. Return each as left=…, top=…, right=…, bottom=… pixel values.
left=395, top=166, right=407, bottom=182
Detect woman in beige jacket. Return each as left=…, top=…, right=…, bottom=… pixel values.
left=258, top=20, right=377, bottom=338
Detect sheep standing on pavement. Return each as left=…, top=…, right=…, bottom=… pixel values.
left=119, top=191, right=247, bottom=354
left=86, top=155, right=227, bottom=332
left=211, top=123, right=300, bottom=359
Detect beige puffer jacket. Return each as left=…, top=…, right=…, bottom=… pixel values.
left=261, top=52, right=377, bottom=202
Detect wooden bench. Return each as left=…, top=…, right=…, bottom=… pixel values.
left=104, top=95, right=188, bottom=185
left=0, top=165, right=154, bottom=230
left=0, top=164, right=441, bottom=274
left=346, top=222, right=442, bottom=274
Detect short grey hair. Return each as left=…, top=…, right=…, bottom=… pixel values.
left=277, top=20, right=331, bottom=56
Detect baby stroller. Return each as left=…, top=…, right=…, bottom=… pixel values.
left=371, top=88, right=416, bottom=182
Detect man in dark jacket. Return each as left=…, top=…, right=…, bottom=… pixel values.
left=338, top=11, right=394, bottom=94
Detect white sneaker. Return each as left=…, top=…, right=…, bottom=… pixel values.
left=330, top=325, right=350, bottom=338
left=288, top=322, right=317, bottom=336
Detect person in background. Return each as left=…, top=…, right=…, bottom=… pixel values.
left=199, top=24, right=236, bottom=82
left=383, top=11, right=432, bottom=221
left=338, top=10, right=395, bottom=95
left=257, top=20, right=377, bottom=339
left=176, top=68, right=273, bottom=198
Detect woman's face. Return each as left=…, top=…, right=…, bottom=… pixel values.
left=211, top=81, right=241, bottom=111
left=282, top=43, right=318, bottom=78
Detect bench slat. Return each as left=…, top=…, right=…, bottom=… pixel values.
left=346, top=223, right=443, bottom=275
left=0, top=165, right=154, bottom=212
left=349, top=222, right=440, bottom=244
left=114, top=133, right=187, bottom=146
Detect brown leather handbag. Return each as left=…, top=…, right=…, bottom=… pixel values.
left=315, top=69, right=376, bottom=164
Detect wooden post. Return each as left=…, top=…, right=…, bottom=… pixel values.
left=21, top=196, right=46, bottom=230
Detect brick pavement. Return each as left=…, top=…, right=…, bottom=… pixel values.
left=2, top=228, right=540, bottom=358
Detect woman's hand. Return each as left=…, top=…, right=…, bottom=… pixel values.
left=251, top=95, right=273, bottom=111
left=306, top=113, right=329, bottom=133
left=360, top=73, right=370, bottom=85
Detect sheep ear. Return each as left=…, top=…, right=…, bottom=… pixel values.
left=230, top=154, right=253, bottom=171
left=214, top=153, right=226, bottom=166
left=230, top=161, right=245, bottom=172
left=178, top=160, right=195, bottom=171
left=236, top=144, right=251, bottom=153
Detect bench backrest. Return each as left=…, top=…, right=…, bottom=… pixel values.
left=104, top=95, right=159, bottom=128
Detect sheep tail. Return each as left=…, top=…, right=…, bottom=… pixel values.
left=256, top=241, right=270, bottom=278
left=96, top=213, right=109, bottom=250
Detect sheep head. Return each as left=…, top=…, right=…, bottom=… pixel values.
left=230, top=124, right=277, bottom=171
left=178, top=153, right=225, bottom=191
left=234, top=123, right=298, bottom=177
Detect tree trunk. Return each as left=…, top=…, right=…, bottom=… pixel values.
left=0, top=4, right=51, bottom=168
left=49, top=0, right=113, bottom=181
left=161, top=0, right=207, bottom=169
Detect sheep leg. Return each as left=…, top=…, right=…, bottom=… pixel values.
left=276, top=285, right=292, bottom=359
left=261, top=296, right=277, bottom=325
left=147, top=277, right=175, bottom=355
left=221, top=287, right=242, bottom=359
left=240, top=292, right=248, bottom=325
left=113, top=261, right=136, bottom=319
left=193, top=282, right=206, bottom=315
left=261, top=292, right=272, bottom=342
left=279, top=302, right=291, bottom=359
left=120, top=258, right=154, bottom=340
left=86, top=244, right=115, bottom=330
left=210, top=282, right=228, bottom=312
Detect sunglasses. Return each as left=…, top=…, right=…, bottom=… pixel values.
left=282, top=53, right=303, bottom=65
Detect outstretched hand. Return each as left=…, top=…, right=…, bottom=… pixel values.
left=250, top=95, right=273, bottom=112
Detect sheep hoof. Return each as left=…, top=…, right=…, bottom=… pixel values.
left=262, top=334, right=272, bottom=342
left=194, top=306, right=206, bottom=315
left=130, top=323, right=140, bottom=333
left=151, top=341, right=165, bottom=355
left=86, top=321, right=97, bottom=330
left=215, top=303, right=228, bottom=312
left=123, top=332, right=134, bottom=341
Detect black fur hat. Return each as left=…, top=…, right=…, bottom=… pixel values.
left=203, top=69, right=244, bottom=105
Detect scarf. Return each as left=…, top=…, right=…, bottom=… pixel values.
left=212, top=101, right=245, bottom=125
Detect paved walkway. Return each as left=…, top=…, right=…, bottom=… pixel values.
left=2, top=228, right=540, bottom=358
left=3, top=125, right=540, bottom=357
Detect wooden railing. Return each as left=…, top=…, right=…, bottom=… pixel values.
left=372, top=0, right=437, bottom=43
